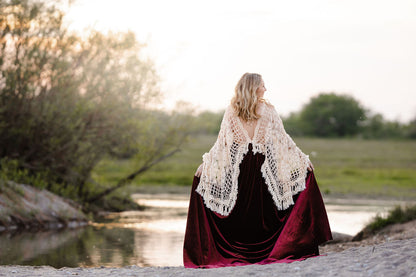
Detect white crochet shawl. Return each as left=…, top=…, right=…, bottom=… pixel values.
left=196, top=102, right=311, bottom=216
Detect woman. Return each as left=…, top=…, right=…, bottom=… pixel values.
left=183, top=73, right=332, bottom=268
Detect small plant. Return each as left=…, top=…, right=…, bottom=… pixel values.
left=367, top=205, right=416, bottom=233
left=0, top=158, right=49, bottom=190
left=6, top=181, right=25, bottom=196
left=0, top=180, right=24, bottom=202
left=353, top=204, right=416, bottom=241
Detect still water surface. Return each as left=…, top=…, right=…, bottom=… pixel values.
left=0, top=193, right=400, bottom=268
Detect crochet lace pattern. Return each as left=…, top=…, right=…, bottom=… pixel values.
left=196, top=102, right=311, bottom=216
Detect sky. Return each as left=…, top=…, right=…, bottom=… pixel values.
left=65, top=0, right=416, bottom=122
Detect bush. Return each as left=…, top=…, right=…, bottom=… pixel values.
left=300, top=93, right=366, bottom=137
left=0, top=1, right=190, bottom=205
left=367, top=205, right=416, bottom=232
left=353, top=205, right=416, bottom=241
left=361, top=113, right=408, bottom=139
left=0, top=158, right=49, bottom=190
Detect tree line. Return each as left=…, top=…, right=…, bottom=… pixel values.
left=193, top=93, right=416, bottom=140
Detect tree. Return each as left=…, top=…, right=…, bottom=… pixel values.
left=86, top=106, right=193, bottom=204
left=361, top=113, right=385, bottom=138
left=190, top=110, right=223, bottom=135
left=299, top=93, right=366, bottom=137
left=405, top=115, right=416, bottom=139
left=361, top=113, right=407, bottom=139
left=0, top=0, right=190, bottom=204
left=282, top=112, right=306, bottom=137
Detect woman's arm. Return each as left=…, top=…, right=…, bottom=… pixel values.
left=307, top=160, right=314, bottom=171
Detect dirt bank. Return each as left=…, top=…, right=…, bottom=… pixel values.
left=0, top=181, right=87, bottom=232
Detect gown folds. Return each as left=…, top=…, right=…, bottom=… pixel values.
left=183, top=143, right=332, bottom=268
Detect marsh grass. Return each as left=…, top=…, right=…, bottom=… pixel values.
left=92, top=135, right=416, bottom=199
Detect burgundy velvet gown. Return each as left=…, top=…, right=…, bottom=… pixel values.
left=183, top=143, right=332, bottom=268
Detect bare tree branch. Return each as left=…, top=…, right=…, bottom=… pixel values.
left=86, top=147, right=181, bottom=203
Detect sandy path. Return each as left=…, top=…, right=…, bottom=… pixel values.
left=1, top=237, right=415, bottom=277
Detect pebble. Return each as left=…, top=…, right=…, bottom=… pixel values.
left=0, top=238, right=415, bottom=277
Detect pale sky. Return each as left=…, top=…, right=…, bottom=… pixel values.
left=65, top=0, right=416, bottom=122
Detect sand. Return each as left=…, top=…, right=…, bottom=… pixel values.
left=1, top=237, right=415, bottom=277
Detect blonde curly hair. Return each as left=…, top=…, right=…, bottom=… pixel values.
left=231, top=73, right=264, bottom=122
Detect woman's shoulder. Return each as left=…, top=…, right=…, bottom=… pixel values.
left=258, top=99, right=274, bottom=108
left=259, top=100, right=276, bottom=113
left=225, top=104, right=235, bottom=115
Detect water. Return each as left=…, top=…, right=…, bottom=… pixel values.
left=0, top=194, right=405, bottom=268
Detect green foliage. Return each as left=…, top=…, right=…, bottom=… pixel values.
left=131, top=104, right=193, bottom=168
left=361, top=113, right=408, bottom=139
left=405, top=117, right=416, bottom=139
left=0, top=179, right=25, bottom=198
left=300, top=93, right=366, bottom=137
left=282, top=112, right=307, bottom=137
left=366, top=205, right=416, bottom=233
left=283, top=93, right=412, bottom=139
left=190, top=110, right=224, bottom=135
left=0, top=158, right=49, bottom=190
left=92, top=134, right=217, bottom=187
left=0, top=0, right=191, bottom=206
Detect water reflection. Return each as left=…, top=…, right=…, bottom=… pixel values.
left=0, top=194, right=188, bottom=268
left=324, top=198, right=407, bottom=235
left=326, top=205, right=388, bottom=235
left=0, top=226, right=136, bottom=267
left=0, top=194, right=408, bottom=268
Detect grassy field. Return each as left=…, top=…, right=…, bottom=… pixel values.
left=92, top=135, right=416, bottom=199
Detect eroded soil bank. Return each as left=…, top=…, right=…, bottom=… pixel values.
left=0, top=182, right=87, bottom=232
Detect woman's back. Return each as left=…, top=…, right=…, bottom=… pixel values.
left=239, top=119, right=258, bottom=140
left=184, top=72, right=332, bottom=268
left=237, top=101, right=266, bottom=140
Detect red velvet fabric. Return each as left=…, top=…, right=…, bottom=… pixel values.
left=183, top=144, right=332, bottom=268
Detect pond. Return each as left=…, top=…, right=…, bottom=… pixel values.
left=0, top=193, right=404, bottom=268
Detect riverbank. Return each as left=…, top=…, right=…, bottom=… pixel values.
left=2, top=182, right=416, bottom=273
left=1, top=236, right=415, bottom=276
left=0, top=181, right=87, bottom=232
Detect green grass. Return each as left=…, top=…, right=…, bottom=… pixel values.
left=92, top=135, right=416, bottom=199
left=91, top=135, right=216, bottom=187
left=295, top=138, right=416, bottom=199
